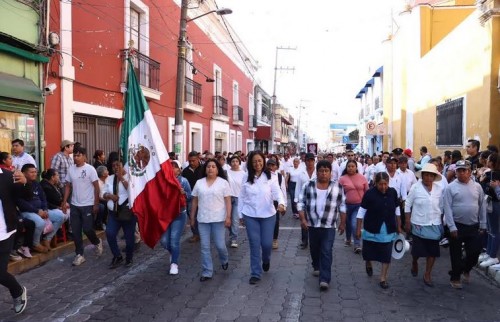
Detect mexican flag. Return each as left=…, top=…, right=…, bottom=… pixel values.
left=120, top=58, right=182, bottom=248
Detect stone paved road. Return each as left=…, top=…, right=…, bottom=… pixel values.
left=1, top=213, right=499, bottom=322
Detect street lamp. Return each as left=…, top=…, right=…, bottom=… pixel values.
left=174, top=1, right=232, bottom=162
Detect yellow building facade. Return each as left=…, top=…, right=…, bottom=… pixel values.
left=383, top=0, right=500, bottom=157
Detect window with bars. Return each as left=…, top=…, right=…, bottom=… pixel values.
left=436, top=97, right=463, bottom=146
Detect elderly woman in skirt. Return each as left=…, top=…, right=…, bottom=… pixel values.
left=356, top=172, right=402, bottom=289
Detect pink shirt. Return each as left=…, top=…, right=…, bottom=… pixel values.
left=339, top=173, right=369, bottom=204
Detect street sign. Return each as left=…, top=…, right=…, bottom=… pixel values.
left=366, top=121, right=377, bottom=135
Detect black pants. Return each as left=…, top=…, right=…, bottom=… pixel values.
left=448, top=223, right=481, bottom=281
left=273, top=213, right=280, bottom=240
left=13, top=217, right=35, bottom=250
left=301, top=227, right=309, bottom=245
left=0, top=235, right=23, bottom=298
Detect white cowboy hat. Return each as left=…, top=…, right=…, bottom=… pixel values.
left=415, top=163, right=442, bottom=182
left=392, top=233, right=410, bottom=260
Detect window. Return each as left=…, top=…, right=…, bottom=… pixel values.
left=233, top=81, right=239, bottom=106
left=130, top=9, right=141, bottom=52
left=436, top=98, right=463, bottom=146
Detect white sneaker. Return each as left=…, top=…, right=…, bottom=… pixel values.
left=230, top=240, right=238, bottom=248
left=479, top=257, right=499, bottom=268
left=72, top=254, right=86, bottom=266
left=489, top=263, right=500, bottom=271
left=169, top=263, right=179, bottom=275
left=95, top=238, right=103, bottom=257
left=478, top=253, right=490, bottom=262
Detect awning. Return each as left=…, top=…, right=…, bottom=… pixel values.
left=0, top=72, right=44, bottom=103
left=365, top=78, right=374, bottom=87
left=0, top=43, right=49, bottom=63
left=255, top=126, right=271, bottom=140
left=372, top=66, right=383, bottom=77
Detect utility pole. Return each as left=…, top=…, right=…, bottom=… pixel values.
left=271, top=46, right=296, bottom=154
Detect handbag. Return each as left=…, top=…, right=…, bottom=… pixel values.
left=411, top=223, right=443, bottom=240
left=43, top=218, right=54, bottom=234
left=113, top=175, right=134, bottom=221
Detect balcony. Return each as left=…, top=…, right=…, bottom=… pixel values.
left=184, top=77, right=203, bottom=113
left=259, top=106, right=272, bottom=125
left=233, top=105, right=244, bottom=126
left=213, top=95, right=229, bottom=122
left=249, top=115, right=257, bottom=131
left=122, top=49, right=161, bottom=100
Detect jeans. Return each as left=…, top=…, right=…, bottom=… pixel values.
left=345, top=204, right=361, bottom=247
left=243, top=215, right=276, bottom=278
left=448, top=223, right=481, bottom=281
left=288, top=181, right=298, bottom=215
left=70, top=205, right=100, bottom=256
left=228, top=197, right=239, bottom=242
left=198, top=222, right=228, bottom=277
left=308, top=227, right=336, bottom=284
left=486, top=201, right=500, bottom=258
left=106, top=211, right=137, bottom=261
left=21, top=209, right=64, bottom=246
left=160, top=211, right=187, bottom=264
left=0, top=235, right=22, bottom=298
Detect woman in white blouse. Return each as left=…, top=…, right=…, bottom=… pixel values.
left=404, top=163, right=444, bottom=287
left=226, top=155, right=245, bottom=248
left=288, top=158, right=302, bottom=218
left=238, top=151, right=286, bottom=284
left=190, top=159, right=231, bottom=282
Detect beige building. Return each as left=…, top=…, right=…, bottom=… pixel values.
left=358, top=0, right=500, bottom=157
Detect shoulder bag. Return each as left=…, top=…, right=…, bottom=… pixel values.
left=113, top=175, right=134, bottom=221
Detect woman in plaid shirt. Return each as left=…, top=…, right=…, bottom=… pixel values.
left=298, top=160, right=346, bottom=291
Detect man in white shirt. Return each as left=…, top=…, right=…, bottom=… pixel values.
left=375, top=151, right=389, bottom=174
left=326, top=153, right=341, bottom=182
left=339, top=150, right=363, bottom=176
left=11, top=139, right=36, bottom=170
left=397, top=156, right=417, bottom=197
left=295, top=153, right=317, bottom=249
left=386, top=157, right=407, bottom=202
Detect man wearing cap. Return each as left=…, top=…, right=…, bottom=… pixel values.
left=386, top=156, right=407, bottom=206
left=11, top=139, right=36, bottom=170
left=50, top=140, right=75, bottom=188
left=392, top=148, right=403, bottom=158
left=295, top=153, right=317, bottom=249
left=443, top=160, right=487, bottom=289
left=403, top=149, right=415, bottom=172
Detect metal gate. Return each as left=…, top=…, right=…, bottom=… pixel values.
left=73, top=114, right=119, bottom=159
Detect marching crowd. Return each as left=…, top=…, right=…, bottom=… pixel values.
left=1, top=138, right=499, bottom=314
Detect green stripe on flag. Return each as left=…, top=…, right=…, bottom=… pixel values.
left=120, top=59, right=151, bottom=164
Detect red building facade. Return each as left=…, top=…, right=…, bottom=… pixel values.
left=44, top=0, right=257, bottom=165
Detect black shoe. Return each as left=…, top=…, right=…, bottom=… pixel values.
left=125, top=258, right=133, bottom=267
left=379, top=281, right=389, bottom=289
left=134, top=242, right=141, bottom=252
left=222, top=262, right=229, bottom=270
left=109, top=256, right=123, bottom=269
left=366, top=264, right=373, bottom=277
left=200, top=276, right=212, bottom=282
left=299, top=243, right=308, bottom=250
left=249, top=277, right=260, bottom=284
left=262, top=262, right=270, bottom=272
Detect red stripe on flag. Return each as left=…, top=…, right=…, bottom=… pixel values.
left=132, top=161, right=182, bottom=248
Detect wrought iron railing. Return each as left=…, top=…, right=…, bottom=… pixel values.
left=233, top=105, right=244, bottom=122
left=185, top=77, right=201, bottom=105
left=249, top=115, right=257, bottom=127
left=213, top=95, right=228, bottom=116
left=123, top=50, right=160, bottom=91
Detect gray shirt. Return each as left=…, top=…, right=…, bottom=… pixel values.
left=443, top=179, right=487, bottom=231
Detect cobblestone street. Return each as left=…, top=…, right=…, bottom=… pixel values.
left=1, top=214, right=499, bottom=322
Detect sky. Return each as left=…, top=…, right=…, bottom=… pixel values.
left=217, top=0, right=397, bottom=145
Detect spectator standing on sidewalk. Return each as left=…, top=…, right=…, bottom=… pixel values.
left=182, top=151, right=204, bottom=243
left=226, top=155, right=245, bottom=248
left=298, top=160, right=346, bottom=291
left=338, top=160, right=368, bottom=253
left=62, top=147, right=103, bottom=266
left=355, top=172, right=402, bottom=289
left=405, top=164, right=444, bottom=287
left=160, top=160, right=191, bottom=275
left=50, top=140, right=74, bottom=189
left=11, top=139, right=36, bottom=171
left=0, top=163, right=29, bottom=314
left=444, top=160, right=487, bottom=289
left=238, top=151, right=285, bottom=285
left=190, top=159, right=231, bottom=282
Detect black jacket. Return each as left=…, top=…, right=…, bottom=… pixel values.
left=0, top=169, right=31, bottom=233
left=41, top=179, right=63, bottom=209
left=182, top=166, right=204, bottom=190
left=17, top=180, right=48, bottom=213
left=361, top=187, right=399, bottom=234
